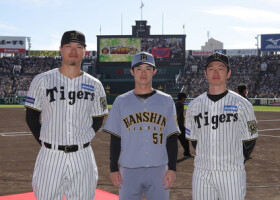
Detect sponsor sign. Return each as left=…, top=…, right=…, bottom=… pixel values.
left=98, top=36, right=185, bottom=64
left=0, top=36, right=26, bottom=53
left=152, top=48, right=170, bottom=57
left=99, top=38, right=141, bottom=62
left=272, top=102, right=280, bottom=106
left=226, top=49, right=258, bottom=56
left=192, top=50, right=213, bottom=56
left=261, top=34, right=280, bottom=52
left=28, top=50, right=60, bottom=57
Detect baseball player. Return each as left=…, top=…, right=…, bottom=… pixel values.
left=185, top=53, right=258, bottom=200
left=175, top=92, right=193, bottom=160
left=237, top=84, right=249, bottom=101
left=25, top=30, right=108, bottom=200
left=103, top=52, right=180, bottom=200
left=236, top=84, right=256, bottom=162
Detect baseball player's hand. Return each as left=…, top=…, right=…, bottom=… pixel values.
left=163, top=170, right=176, bottom=189
left=110, top=171, right=123, bottom=189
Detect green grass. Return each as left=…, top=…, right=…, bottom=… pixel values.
left=0, top=105, right=25, bottom=108
left=1, top=104, right=279, bottom=111
left=252, top=106, right=280, bottom=112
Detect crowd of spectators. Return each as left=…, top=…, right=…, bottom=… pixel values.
left=0, top=54, right=279, bottom=99
left=141, top=37, right=184, bottom=59
left=179, top=54, right=280, bottom=98
left=0, top=57, right=61, bottom=97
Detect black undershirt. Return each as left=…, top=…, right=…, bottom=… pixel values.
left=207, top=90, right=229, bottom=102
left=25, top=107, right=104, bottom=145
left=110, top=89, right=178, bottom=172
left=134, top=89, right=157, bottom=99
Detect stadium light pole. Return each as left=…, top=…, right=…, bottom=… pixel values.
left=27, top=37, right=31, bottom=50
left=255, top=34, right=260, bottom=56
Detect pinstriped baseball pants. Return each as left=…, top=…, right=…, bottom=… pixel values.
left=32, top=145, right=98, bottom=200
left=192, top=168, right=246, bottom=200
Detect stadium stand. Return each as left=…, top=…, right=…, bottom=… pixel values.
left=0, top=54, right=279, bottom=99
left=179, top=54, right=280, bottom=98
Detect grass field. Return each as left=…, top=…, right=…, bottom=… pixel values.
left=1, top=104, right=280, bottom=111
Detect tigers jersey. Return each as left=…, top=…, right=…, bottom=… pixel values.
left=185, top=90, right=258, bottom=171
left=25, top=68, right=108, bottom=145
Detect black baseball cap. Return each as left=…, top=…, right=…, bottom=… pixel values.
left=205, top=53, right=229, bottom=69
left=178, top=92, right=187, bottom=100
left=61, top=30, right=86, bottom=47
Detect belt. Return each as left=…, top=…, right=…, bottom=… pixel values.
left=44, top=142, right=90, bottom=153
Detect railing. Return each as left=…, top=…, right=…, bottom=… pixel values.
left=1, top=96, right=280, bottom=106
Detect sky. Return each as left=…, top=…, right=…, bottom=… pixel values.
left=1, top=0, right=280, bottom=51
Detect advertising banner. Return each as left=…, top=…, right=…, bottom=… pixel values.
left=85, top=51, right=96, bottom=57
left=98, top=36, right=185, bottom=64
left=28, top=50, right=60, bottom=57
left=0, top=36, right=26, bottom=53
left=152, top=48, right=170, bottom=57
left=261, top=34, right=280, bottom=52
left=226, top=49, right=258, bottom=56
left=99, top=38, right=141, bottom=62
left=192, top=50, right=213, bottom=56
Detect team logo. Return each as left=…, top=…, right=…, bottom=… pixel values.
left=213, top=53, right=221, bottom=59
left=247, top=120, right=257, bottom=135
left=100, top=97, right=107, bottom=111
left=70, top=32, right=79, bottom=40
left=266, top=38, right=280, bottom=45
left=25, top=96, right=35, bottom=104
left=82, top=84, right=94, bottom=92
left=224, top=105, right=238, bottom=112
left=194, top=112, right=238, bottom=129
left=102, top=47, right=109, bottom=55
left=140, top=54, right=148, bottom=61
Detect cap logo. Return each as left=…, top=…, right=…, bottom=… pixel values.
left=140, top=54, right=148, bottom=61
left=70, top=32, right=79, bottom=40
left=213, top=53, right=220, bottom=59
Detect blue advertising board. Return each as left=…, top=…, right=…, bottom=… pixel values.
left=261, top=34, right=280, bottom=52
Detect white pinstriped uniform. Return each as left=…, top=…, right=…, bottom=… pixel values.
left=25, top=68, right=108, bottom=200
left=185, top=90, right=258, bottom=200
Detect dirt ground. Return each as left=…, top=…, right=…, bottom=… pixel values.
left=0, top=108, right=279, bottom=200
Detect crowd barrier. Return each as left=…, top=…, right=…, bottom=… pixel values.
left=0, top=96, right=280, bottom=106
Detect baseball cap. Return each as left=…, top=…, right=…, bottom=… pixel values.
left=61, top=30, right=86, bottom=47
left=205, top=53, right=229, bottom=69
left=178, top=92, right=187, bottom=100
left=131, top=52, right=156, bottom=69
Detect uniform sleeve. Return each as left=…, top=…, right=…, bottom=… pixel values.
left=25, top=75, right=44, bottom=111
left=185, top=103, right=198, bottom=141
left=102, top=97, right=122, bottom=137
left=90, top=81, right=108, bottom=117
left=166, top=98, right=180, bottom=137
left=238, top=101, right=258, bottom=141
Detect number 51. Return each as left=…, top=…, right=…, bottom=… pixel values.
left=153, top=133, right=163, bottom=144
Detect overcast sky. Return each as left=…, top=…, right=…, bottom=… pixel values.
left=1, top=0, right=280, bottom=51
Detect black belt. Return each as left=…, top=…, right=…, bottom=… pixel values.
left=44, top=142, right=90, bottom=153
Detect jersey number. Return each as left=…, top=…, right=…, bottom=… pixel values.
left=153, top=133, right=163, bottom=144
